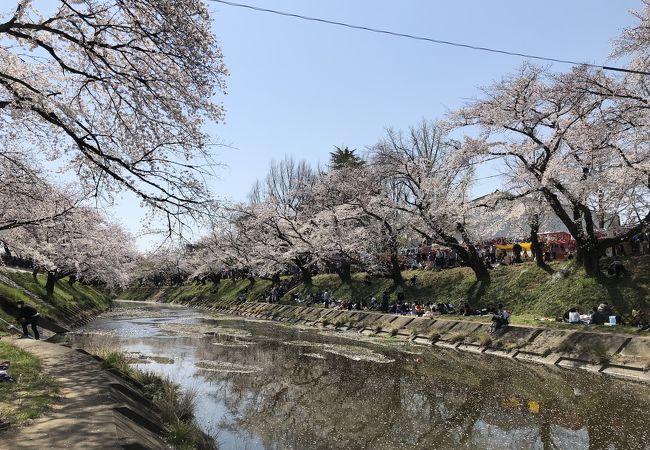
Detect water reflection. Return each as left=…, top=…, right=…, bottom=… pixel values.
left=70, top=302, right=650, bottom=450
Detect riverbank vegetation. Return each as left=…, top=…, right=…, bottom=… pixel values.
left=121, top=255, right=650, bottom=328
left=0, top=341, right=58, bottom=425
left=85, top=345, right=216, bottom=450
left=0, top=270, right=111, bottom=325
left=121, top=277, right=273, bottom=306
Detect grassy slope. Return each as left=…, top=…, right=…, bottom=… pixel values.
left=0, top=341, right=58, bottom=424
left=121, top=278, right=274, bottom=306
left=121, top=256, right=650, bottom=322
left=0, top=271, right=111, bottom=324
left=287, top=256, right=650, bottom=320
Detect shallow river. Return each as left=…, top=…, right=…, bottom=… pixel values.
left=69, top=301, right=650, bottom=450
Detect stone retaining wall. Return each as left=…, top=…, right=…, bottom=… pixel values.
left=205, top=302, right=650, bottom=383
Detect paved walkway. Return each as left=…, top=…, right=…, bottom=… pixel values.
left=1, top=338, right=168, bottom=449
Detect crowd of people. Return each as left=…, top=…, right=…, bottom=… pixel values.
left=401, top=230, right=650, bottom=273
left=402, top=242, right=569, bottom=273
left=287, top=289, right=513, bottom=331
left=283, top=289, right=649, bottom=332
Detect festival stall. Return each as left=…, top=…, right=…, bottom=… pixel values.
left=537, top=231, right=575, bottom=260
left=494, top=242, right=532, bottom=263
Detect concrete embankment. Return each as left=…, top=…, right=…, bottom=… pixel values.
left=205, top=302, right=650, bottom=383
left=2, top=339, right=171, bottom=450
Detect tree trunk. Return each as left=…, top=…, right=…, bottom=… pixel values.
left=299, top=266, right=312, bottom=285
left=572, top=204, right=602, bottom=277
left=468, top=257, right=490, bottom=283
left=68, top=274, right=77, bottom=286
left=529, top=217, right=552, bottom=273
left=323, top=260, right=337, bottom=275
left=271, top=273, right=281, bottom=283
left=579, top=246, right=602, bottom=277
left=389, top=250, right=403, bottom=286
left=337, top=262, right=352, bottom=283
left=538, top=187, right=606, bottom=278
left=45, top=272, right=56, bottom=300
left=32, top=268, right=38, bottom=282
left=455, top=244, right=490, bottom=283
left=451, top=224, right=490, bottom=283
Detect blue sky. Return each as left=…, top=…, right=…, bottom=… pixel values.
left=116, top=0, right=642, bottom=246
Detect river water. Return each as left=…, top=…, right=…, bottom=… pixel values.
left=69, top=301, right=650, bottom=450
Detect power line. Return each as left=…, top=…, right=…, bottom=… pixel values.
left=474, top=173, right=503, bottom=182
left=209, top=0, right=650, bottom=76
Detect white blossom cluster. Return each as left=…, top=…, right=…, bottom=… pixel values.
left=0, top=0, right=226, bottom=228
left=0, top=1, right=225, bottom=292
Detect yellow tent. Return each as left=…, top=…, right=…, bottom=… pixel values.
left=495, top=243, right=532, bottom=251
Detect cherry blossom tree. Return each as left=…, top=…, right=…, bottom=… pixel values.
left=226, top=158, right=319, bottom=283
left=372, top=121, right=490, bottom=282
left=310, top=165, right=399, bottom=283
left=0, top=0, right=227, bottom=230
left=179, top=218, right=257, bottom=285
left=450, top=63, right=649, bottom=277
left=4, top=207, right=137, bottom=299
left=127, top=243, right=195, bottom=287
left=0, top=151, right=80, bottom=231
left=216, top=203, right=278, bottom=281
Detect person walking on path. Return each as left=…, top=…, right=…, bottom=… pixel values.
left=16, top=301, right=40, bottom=340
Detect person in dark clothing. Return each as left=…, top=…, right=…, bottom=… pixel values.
left=381, top=291, right=390, bottom=313
left=16, top=301, right=39, bottom=340
left=589, top=305, right=606, bottom=325
left=512, top=243, right=522, bottom=263
left=608, top=260, right=626, bottom=277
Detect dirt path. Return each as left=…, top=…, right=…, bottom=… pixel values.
left=1, top=338, right=168, bottom=449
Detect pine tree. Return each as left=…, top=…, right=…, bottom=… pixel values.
left=329, top=147, right=365, bottom=170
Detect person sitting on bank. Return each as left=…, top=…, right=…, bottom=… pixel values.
left=16, top=301, right=40, bottom=340
left=608, top=260, right=626, bottom=277
left=494, top=303, right=510, bottom=324
left=490, top=304, right=510, bottom=332
left=631, top=309, right=650, bottom=330
left=436, top=303, right=451, bottom=314
left=589, top=305, right=606, bottom=325
left=499, top=304, right=511, bottom=324
left=567, top=307, right=581, bottom=324
left=598, top=302, right=612, bottom=316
